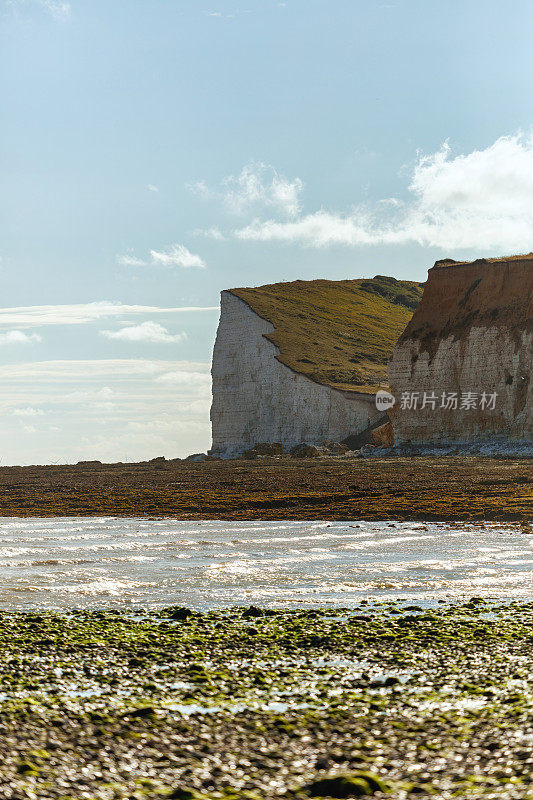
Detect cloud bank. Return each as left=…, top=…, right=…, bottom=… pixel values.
left=0, top=359, right=209, bottom=381
left=0, top=360, right=212, bottom=464
left=0, top=302, right=218, bottom=329
left=227, top=134, right=533, bottom=252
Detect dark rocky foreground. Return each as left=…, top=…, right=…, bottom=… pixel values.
left=0, top=602, right=532, bottom=799
left=0, top=456, right=531, bottom=520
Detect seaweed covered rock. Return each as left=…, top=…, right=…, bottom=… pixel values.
left=303, top=771, right=389, bottom=797
left=290, top=443, right=321, bottom=458
left=243, top=442, right=284, bottom=459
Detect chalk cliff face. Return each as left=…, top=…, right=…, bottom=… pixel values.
left=388, top=255, right=533, bottom=445
left=210, top=291, right=382, bottom=456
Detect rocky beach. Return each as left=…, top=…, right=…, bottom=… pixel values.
left=0, top=602, right=532, bottom=799
left=0, top=511, right=530, bottom=799
left=0, top=456, right=530, bottom=521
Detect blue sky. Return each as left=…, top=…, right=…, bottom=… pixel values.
left=1, top=0, right=533, bottom=463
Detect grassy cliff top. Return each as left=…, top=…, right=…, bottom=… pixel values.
left=434, top=253, right=533, bottom=268
left=231, top=276, right=424, bottom=393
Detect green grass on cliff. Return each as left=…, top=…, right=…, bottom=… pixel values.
left=231, top=276, right=424, bottom=393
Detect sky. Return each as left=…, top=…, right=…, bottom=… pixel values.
left=1, top=0, right=533, bottom=464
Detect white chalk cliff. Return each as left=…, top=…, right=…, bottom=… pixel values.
left=210, top=291, right=381, bottom=456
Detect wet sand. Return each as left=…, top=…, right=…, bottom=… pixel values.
left=0, top=456, right=531, bottom=521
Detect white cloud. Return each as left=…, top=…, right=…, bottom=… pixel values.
left=101, top=322, right=188, bottom=344
left=23, top=425, right=37, bottom=434
left=0, top=302, right=218, bottom=329
left=151, top=245, right=205, bottom=269
left=117, top=255, right=147, bottom=267
left=9, top=0, right=70, bottom=19
left=64, top=387, right=114, bottom=402
left=64, top=386, right=116, bottom=412
left=203, top=9, right=252, bottom=18
left=92, top=402, right=115, bottom=412
left=147, top=184, right=159, bottom=192
left=13, top=407, right=44, bottom=417
left=190, top=161, right=303, bottom=218
left=41, top=0, right=70, bottom=18
left=194, top=226, right=226, bottom=241
left=0, top=330, right=41, bottom=345
left=235, top=211, right=378, bottom=247
left=117, top=244, right=206, bottom=269
left=127, top=412, right=208, bottom=432
left=155, top=370, right=211, bottom=386
left=232, top=133, right=533, bottom=252
left=191, top=180, right=211, bottom=200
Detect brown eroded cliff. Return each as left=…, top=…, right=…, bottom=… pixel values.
left=388, top=254, right=533, bottom=445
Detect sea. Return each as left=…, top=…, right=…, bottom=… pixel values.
left=0, top=517, right=531, bottom=610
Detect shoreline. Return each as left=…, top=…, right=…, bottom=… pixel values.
left=0, top=456, right=530, bottom=521
left=0, top=518, right=529, bottom=613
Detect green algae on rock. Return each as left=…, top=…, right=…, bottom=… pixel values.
left=0, top=603, right=531, bottom=798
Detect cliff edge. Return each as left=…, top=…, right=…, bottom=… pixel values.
left=231, top=276, right=424, bottom=394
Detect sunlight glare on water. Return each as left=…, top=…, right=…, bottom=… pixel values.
left=0, top=517, right=531, bottom=610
